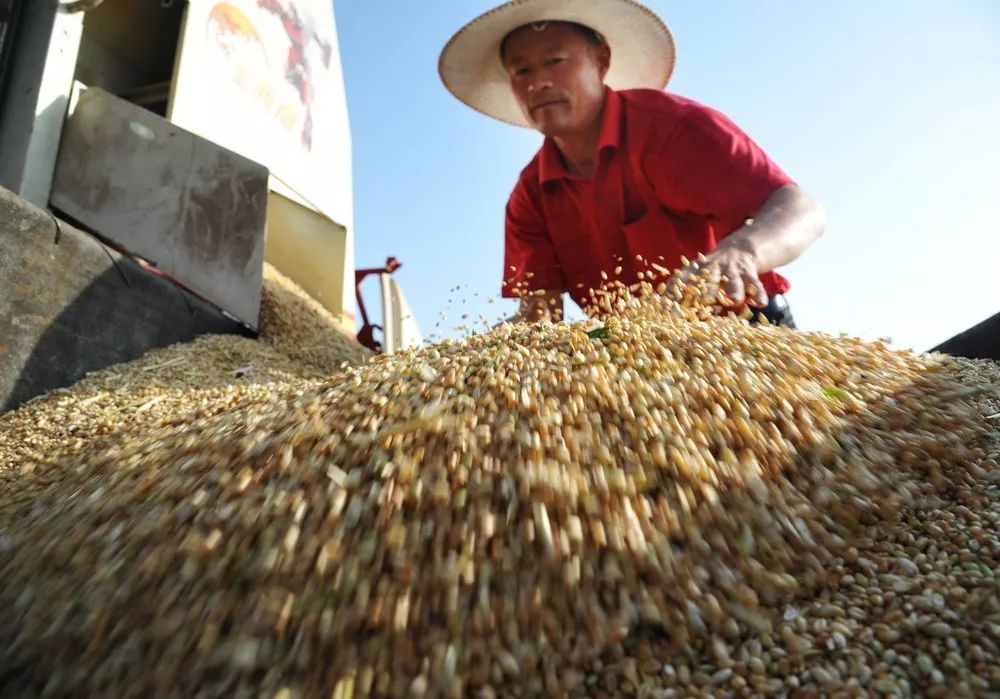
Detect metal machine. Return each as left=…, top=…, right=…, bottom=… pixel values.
left=0, top=0, right=421, bottom=410
left=932, top=312, right=1000, bottom=362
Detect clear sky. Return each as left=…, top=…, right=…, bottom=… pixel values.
left=335, top=1, right=1000, bottom=352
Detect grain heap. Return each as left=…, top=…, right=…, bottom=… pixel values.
left=1, top=279, right=998, bottom=698
left=258, top=264, right=372, bottom=373
left=0, top=263, right=371, bottom=474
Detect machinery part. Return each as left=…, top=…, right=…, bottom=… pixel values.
left=379, top=271, right=423, bottom=353
left=0, top=185, right=249, bottom=411
left=0, top=0, right=17, bottom=91
left=931, top=310, right=1000, bottom=361
left=0, top=0, right=84, bottom=203
left=58, top=0, right=106, bottom=13
left=355, top=256, right=402, bottom=353
left=50, top=86, right=269, bottom=331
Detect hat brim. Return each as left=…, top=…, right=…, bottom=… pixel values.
left=439, top=0, right=676, bottom=128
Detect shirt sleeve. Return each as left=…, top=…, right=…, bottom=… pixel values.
left=652, top=103, right=795, bottom=222
left=502, top=179, right=566, bottom=298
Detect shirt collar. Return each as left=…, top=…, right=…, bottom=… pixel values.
left=538, top=87, right=623, bottom=184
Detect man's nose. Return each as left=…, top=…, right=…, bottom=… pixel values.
left=527, top=78, right=553, bottom=94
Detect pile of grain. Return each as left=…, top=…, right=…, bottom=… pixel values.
left=1, top=277, right=997, bottom=697
left=0, top=263, right=371, bottom=474
left=258, top=264, right=372, bottom=373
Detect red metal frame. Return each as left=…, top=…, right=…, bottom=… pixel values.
left=355, top=256, right=401, bottom=353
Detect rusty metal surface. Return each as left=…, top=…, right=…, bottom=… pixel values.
left=0, top=186, right=250, bottom=412
left=50, top=87, right=269, bottom=330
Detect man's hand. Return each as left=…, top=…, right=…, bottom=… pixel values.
left=700, top=238, right=768, bottom=308
left=667, top=185, right=825, bottom=310
left=501, top=289, right=564, bottom=325
left=666, top=244, right=766, bottom=310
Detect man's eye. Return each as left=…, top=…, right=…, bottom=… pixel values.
left=546, top=57, right=564, bottom=66
left=515, top=67, right=531, bottom=77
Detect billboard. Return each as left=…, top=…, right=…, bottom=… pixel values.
left=170, top=0, right=353, bottom=229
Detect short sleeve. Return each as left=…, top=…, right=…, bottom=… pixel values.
left=653, top=103, right=795, bottom=221
left=502, top=180, right=566, bottom=298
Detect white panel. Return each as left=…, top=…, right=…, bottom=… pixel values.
left=379, top=273, right=395, bottom=354
left=382, top=275, right=423, bottom=353
left=392, top=279, right=423, bottom=351
left=169, top=0, right=353, bottom=229
left=21, top=10, right=84, bottom=206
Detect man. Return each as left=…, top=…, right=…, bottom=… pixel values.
left=438, top=0, right=825, bottom=327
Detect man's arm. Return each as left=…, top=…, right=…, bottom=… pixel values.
left=703, top=184, right=825, bottom=305
left=655, top=103, right=825, bottom=307
left=502, top=176, right=566, bottom=322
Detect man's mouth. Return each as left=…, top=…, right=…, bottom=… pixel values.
left=530, top=99, right=565, bottom=113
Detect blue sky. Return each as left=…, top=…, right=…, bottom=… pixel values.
left=335, top=1, right=1000, bottom=351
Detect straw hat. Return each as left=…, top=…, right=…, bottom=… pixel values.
left=438, top=0, right=676, bottom=128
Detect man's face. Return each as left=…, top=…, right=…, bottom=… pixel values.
left=502, top=22, right=610, bottom=137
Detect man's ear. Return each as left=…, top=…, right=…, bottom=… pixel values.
left=598, top=43, right=612, bottom=78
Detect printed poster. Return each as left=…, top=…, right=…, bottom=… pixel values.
left=170, top=0, right=353, bottom=228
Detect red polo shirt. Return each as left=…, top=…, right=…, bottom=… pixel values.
left=502, top=88, right=794, bottom=314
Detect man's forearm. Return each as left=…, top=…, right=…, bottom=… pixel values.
left=721, top=184, right=826, bottom=273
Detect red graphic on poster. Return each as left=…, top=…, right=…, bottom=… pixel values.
left=256, top=0, right=332, bottom=151
left=206, top=3, right=268, bottom=62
